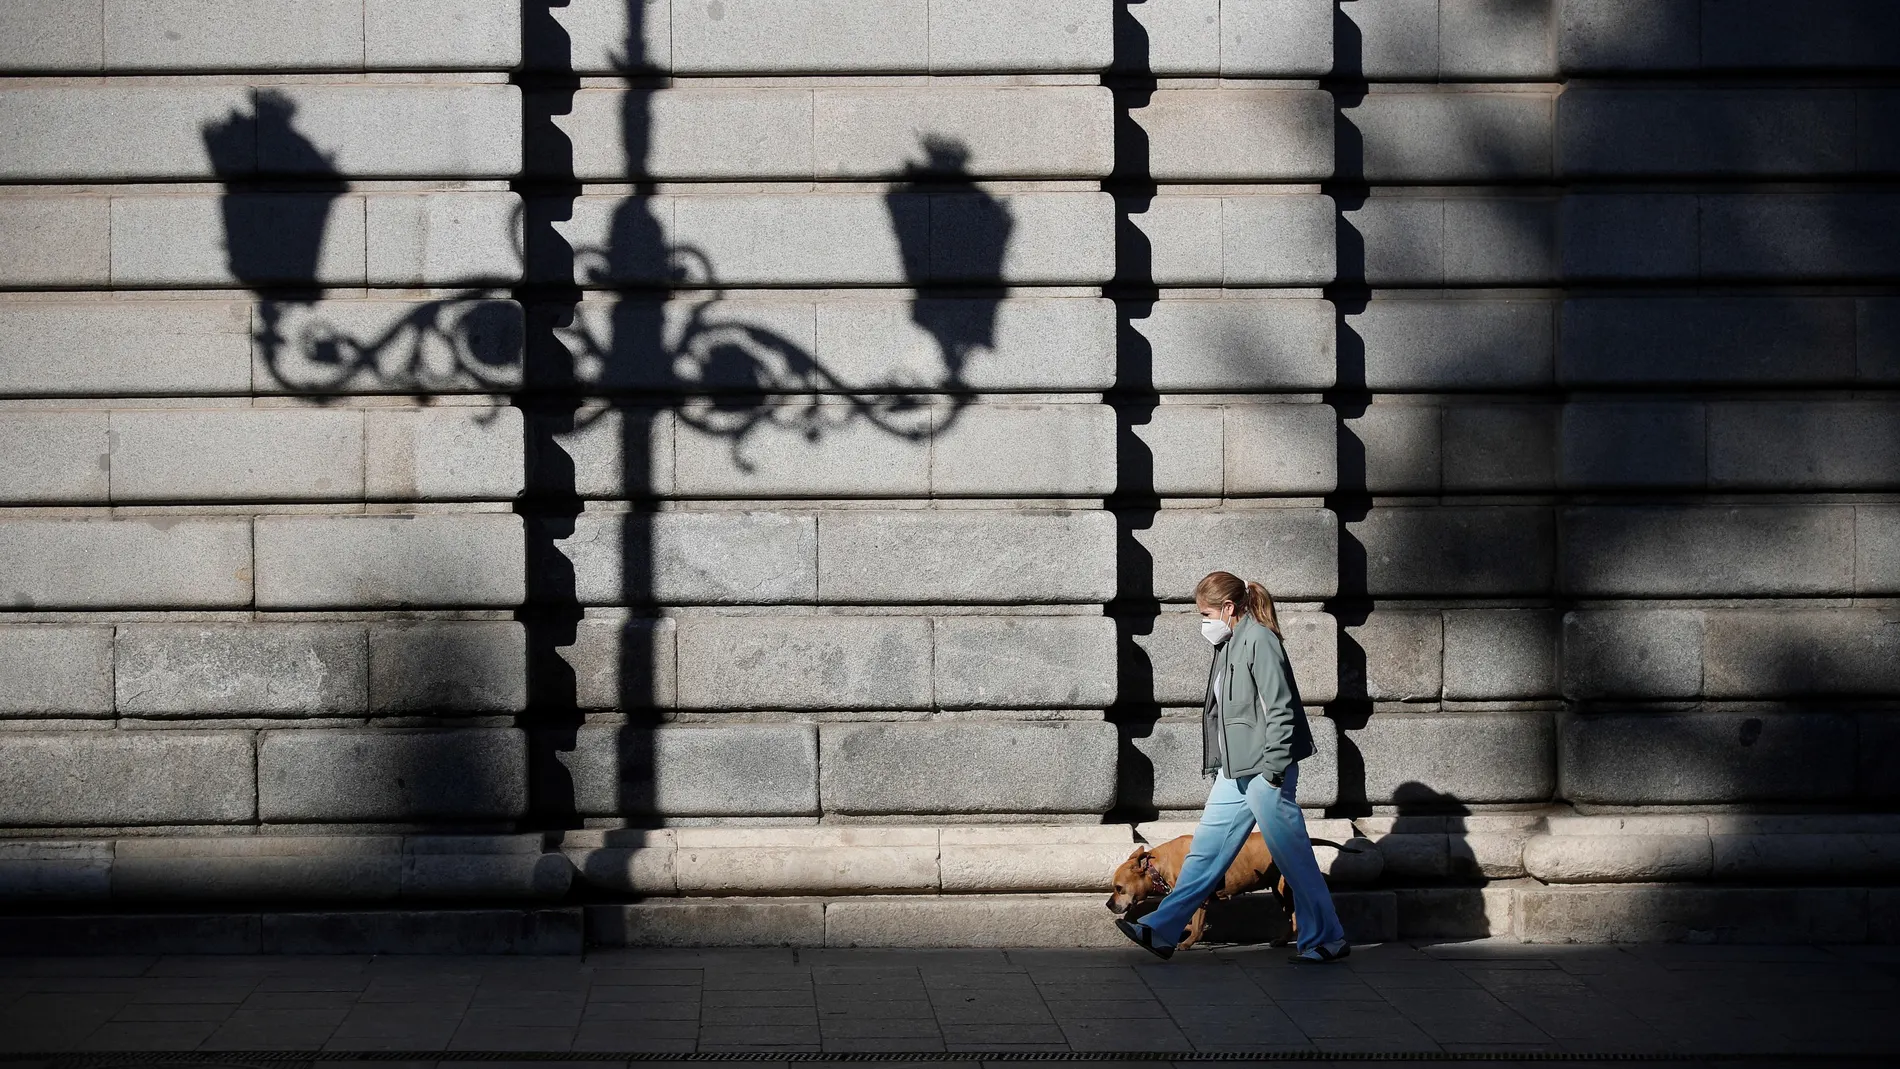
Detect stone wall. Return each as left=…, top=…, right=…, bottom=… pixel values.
left=1, top=0, right=1897, bottom=949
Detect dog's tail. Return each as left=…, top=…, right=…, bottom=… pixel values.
left=1307, top=837, right=1365, bottom=853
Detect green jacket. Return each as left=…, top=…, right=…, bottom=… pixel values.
left=1201, top=614, right=1316, bottom=782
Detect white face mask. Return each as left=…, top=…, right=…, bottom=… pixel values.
left=1201, top=617, right=1232, bottom=646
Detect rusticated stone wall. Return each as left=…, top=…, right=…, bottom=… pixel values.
left=1, top=0, right=1897, bottom=949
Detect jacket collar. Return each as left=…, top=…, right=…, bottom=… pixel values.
left=1229, top=612, right=1261, bottom=644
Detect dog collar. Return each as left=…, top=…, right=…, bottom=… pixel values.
left=1137, top=853, right=1172, bottom=896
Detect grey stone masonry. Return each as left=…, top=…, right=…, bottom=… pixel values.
left=0, top=518, right=252, bottom=610
left=369, top=622, right=528, bottom=713
left=7, top=0, right=1900, bottom=936
left=1127, top=193, right=1337, bottom=286
left=46, top=193, right=524, bottom=288
left=1131, top=298, right=1336, bottom=390
left=1559, top=296, right=1865, bottom=386
left=1349, top=298, right=1554, bottom=390
left=84, top=0, right=523, bottom=72
left=116, top=623, right=367, bottom=716
left=542, top=511, right=819, bottom=606
left=264, top=300, right=526, bottom=396
left=5, top=405, right=522, bottom=504
left=1561, top=506, right=1857, bottom=597
left=1561, top=0, right=1900, bottom=73
left=103, top=620, right=531, bottom=716
left=1348, top=506, right=1555, bottom=597
left=257, top=729, right=528, bottom=822
left=254, top=514, right=526, bottom=609
left=1112, top=0, right=1336, bottom=77
left=0, top=84, right=522, bottom=181
left=1564, top=607, right=1900, bottom=702
left=1135, top=508, right=1338, bottom=601
left=1347, top=712, right=1557, bottom=806
left=1143, top=401, right=1338, bottom=496
left=0, top=626, right=113, bottom=715
left=934, top=615, right=1119, bottom=709
left=1564, top=192, right=1900, bottom=281
left=0, top=300, right=252, bottom=398
left=1128, top=89, right=1334, bottom=181
left=1317, top=608, right=1560, bottom=703
left=675, top=614, right=935, bottom=710
left=536, top=296, right=1113, bottom=393
left=819, top=721, right=1119, bottom=816
left=544, top=614, right=677, bottom=710
left=817, top=510, right=1118, bottom=604
left=0, top=732, right=256, bottom=826
left=535, top=193, right=1115, bottom=287
left=639, top=400, right=1117, bottom=500
left=669, top=612, right=1121, bottom=712
left=0, top=299, right=522, bottom=399
left=1341, top=88, right=1554, bottom=182
left=531, top=87, right=1116, bottom=181
left=1559, top=710, right=1858, bottom=806
left=531, top=0, right=1117, bottom=74
left=1340, top=195, right=1557, bottom=285
left=556, top=724, right=821, bottom=818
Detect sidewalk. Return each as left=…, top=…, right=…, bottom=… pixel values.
left=1, top=941, right=1895, bottom=1062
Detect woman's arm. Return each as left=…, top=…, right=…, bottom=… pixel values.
left=1249, top=632, right=1301, bottom=783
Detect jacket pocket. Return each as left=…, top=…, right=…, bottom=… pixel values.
left=1222, top=667, right=1269, bottom=773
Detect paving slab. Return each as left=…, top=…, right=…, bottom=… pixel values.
left=0, top=942, right=1895, bottom=1057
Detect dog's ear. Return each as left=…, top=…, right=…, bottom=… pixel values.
left=1125, top=846, right=1147, bottom=861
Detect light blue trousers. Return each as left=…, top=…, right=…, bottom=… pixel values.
left=1137, top=765, right=1346, bottom=954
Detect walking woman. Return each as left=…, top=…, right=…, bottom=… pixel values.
left=1116, top=571, right=1349, bottom=963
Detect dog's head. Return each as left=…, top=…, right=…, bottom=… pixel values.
left=1105, top=846, right=1163, bottom=914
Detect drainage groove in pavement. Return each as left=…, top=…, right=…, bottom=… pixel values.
left=1, top=1053, right=1894, bottom=1064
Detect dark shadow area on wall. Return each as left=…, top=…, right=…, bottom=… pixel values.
left=1322, top=1, right=1376, bottom=821
left=1106, top=0, right=1165, bottom=823
left=513, top=0, right=638, bottom=839
left=1319, top=0, right=1900, bottom=825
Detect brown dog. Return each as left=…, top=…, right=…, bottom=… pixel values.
left=1105, top=832, right=1293, bottom=950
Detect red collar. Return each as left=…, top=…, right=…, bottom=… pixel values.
left=1137, top=853, right=1172, bottom=897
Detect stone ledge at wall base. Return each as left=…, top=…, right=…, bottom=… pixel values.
left=1350, top=815, right=1544, bottom=881
left=586, top=892, right=1400, bottom=949
left=561, top=823, right=1387, bottom=899
left=1524, top=814, right=1900, bottom=884
left=0, top=909, right=583, bottom=956
left=0, top=836, right=571, bottom=903
left=1517, top=886, right=1888, bottom=945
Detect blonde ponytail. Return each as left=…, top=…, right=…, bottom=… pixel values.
left=1244, top=580, right=1281, bottom=637
left=1194, top=570, right=1282, bottom=638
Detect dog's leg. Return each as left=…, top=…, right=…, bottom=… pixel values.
left=1181, top=907, right=1206, bottom=950
left=1267, top=867, right=1296, bottom=948
left=1279, top=874, right=1299, bottom=946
